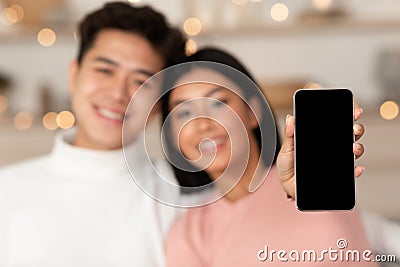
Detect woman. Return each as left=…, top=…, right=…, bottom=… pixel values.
left=161, top=47, right=376, bottom=266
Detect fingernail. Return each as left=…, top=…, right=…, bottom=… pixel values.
left=286, top=114, right=290, bottom=125
left=359, top=108, right=364, bottom=114
left=353, top=124, right=362, bottom=132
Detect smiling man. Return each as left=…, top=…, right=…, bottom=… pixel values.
left=0, top=2, right=185, bottom=266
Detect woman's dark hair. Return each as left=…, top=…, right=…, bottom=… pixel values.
left=161, top=47, right=281, bottom=192
left=76, top=1, right=186, bottom=66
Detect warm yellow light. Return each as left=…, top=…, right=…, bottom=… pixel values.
left=312, top=0, right=332, bottom=11
left=380, top=101, right=399, bottom=120
left=232, top=0, right=248, bottom=5
left=37, top=28, right=57, bottom=47
left=303, top=82, right=323, bottom=89
left=56, top=111, right=75, bottom=129
left=42, top=112, right=58, bottom=130
left=14, top=112, right=33, bottom=130
left=10, top=4, right=24, bottom=22
left=183, top=17, right=202, bottom=36
left=185, top=39, right=198, bottom=56
left=271, top=3, right=289, bottom=22
left=2, top=7, right=18, bottom=25
left=250, top=0, right=262, bottom=2
left=0, top=95, right=8, bottom=113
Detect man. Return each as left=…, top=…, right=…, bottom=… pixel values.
left=0, top=2, right=185, bottom=266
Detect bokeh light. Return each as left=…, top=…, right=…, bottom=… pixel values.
left=380, top=101, right=399, bottom=120
left=14, top=112, right=33, bottom=130
left=42, top=112, right=58, bottom=130
left=183, top=17, right=202, bottom=36
left=56, top=111, right=75, bottom=129
left=10, top=4, right=24, bottom=22
left=37, top=28, right=56, bottom=47
left=271, top=3, right=289, bottom=22
left=185, top=39, right=198, bottom=56
left=312, top=0, right=332, bottom=11
left=1, top=7, right=18, bottom=25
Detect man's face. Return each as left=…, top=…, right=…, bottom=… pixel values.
left=69, top=29, right=165, bottom=150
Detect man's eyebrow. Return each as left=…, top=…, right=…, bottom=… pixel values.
left=170, top=86, right=224, bottom=108
left=93, top=56, right=119, bottom=66
left=136, top=69, right=155, bottom=78
left=93, top=57, right=155, bottom=77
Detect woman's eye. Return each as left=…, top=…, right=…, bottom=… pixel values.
left=176, top=109, right=191, bottom=119
left=212, top=99, right=227, bottom=108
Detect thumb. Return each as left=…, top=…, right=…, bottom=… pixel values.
left=282, top=114, right=294, bottom=153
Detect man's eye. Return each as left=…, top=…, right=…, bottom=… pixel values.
left=134, top=79, right=154, bottom=90
left=134, top=80, right=145, bottom=86
left=95, top=68, right=113, bottom=75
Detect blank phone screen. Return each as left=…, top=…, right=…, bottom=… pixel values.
left=294, top=89, right=355, bottom=211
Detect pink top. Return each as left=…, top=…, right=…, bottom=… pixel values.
left=165, top=166, right=378, bottom=266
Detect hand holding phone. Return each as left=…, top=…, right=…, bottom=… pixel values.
left=293, top=88, right=356, bottom=211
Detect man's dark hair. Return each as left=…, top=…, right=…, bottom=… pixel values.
left=76, top=1, right=186, bottom=66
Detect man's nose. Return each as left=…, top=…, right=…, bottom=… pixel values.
left=110, top=75, right=131, bottom=104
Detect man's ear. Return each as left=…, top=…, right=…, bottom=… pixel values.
left=248, top=96, right=262, bottom=129
left=68, top=60, right=78, bottom=94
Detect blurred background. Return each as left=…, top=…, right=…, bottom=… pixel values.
left=0, top=0, right=399, bottom=227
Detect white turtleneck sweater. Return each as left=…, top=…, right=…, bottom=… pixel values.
left=0, top=130, right=180, bottom=267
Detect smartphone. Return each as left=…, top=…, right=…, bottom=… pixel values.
left=294, top=88, right=355, bottom=211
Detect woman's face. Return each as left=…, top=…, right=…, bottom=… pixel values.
left=167, top=68, right=259, bottom=179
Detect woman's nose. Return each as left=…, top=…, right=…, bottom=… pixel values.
left=196, top=117, right=214, bottom=132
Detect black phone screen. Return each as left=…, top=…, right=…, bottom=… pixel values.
left=294, top=88, right=355, bottom=211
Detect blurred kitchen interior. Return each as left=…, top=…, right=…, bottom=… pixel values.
left=0, top=0, right=399, bottom=222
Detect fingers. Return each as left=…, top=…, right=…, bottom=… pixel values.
left=353, top=142, right=364, bottom=159
left=354, top=107, right=363, bottom=121
left=355, top=166, right=365, bottom=178
left=353, top=123, right=364, bottom=141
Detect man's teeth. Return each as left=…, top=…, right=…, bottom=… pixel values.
left=98, top=108, right=124, bottom=120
